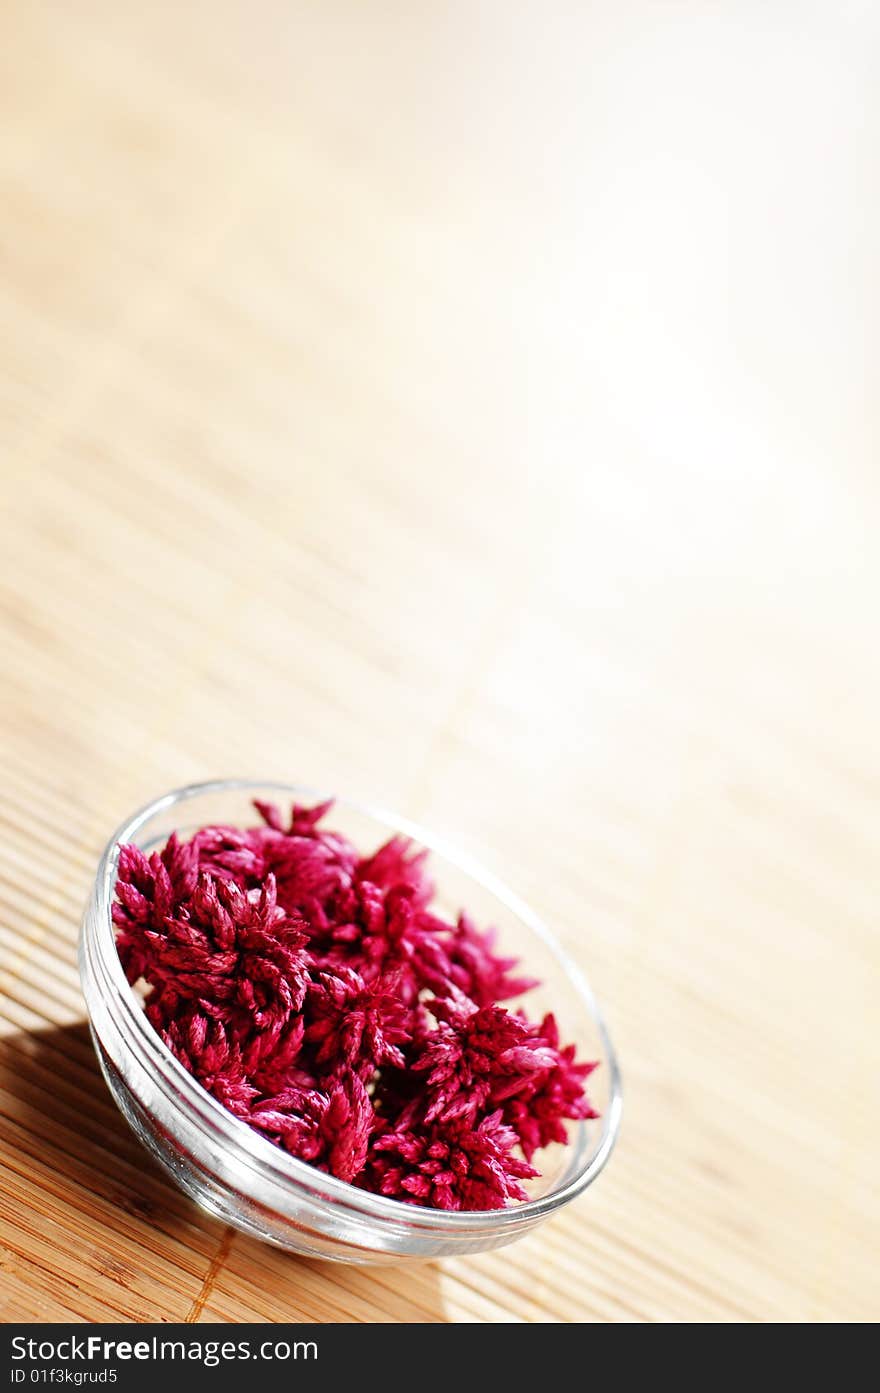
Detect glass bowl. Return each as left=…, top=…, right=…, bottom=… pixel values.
left=79, top=779, right=621, bottom=1263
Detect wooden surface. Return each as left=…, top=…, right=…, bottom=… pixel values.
left=1, top=1, right=878, bottom=1323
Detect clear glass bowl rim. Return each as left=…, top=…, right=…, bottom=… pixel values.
left=84, top=778, right=622, bottom=1233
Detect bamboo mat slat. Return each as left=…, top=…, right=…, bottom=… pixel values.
left=1, top=0, right=879, bottom=1323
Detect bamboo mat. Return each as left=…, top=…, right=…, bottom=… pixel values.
left=1, top=1, right=879, bottom=1323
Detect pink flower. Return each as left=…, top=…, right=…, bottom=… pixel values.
left=439, top=912, right=538, bottom=1007
left=112, top=834, right=198, bottom=982
left=412, top=989, right=556, bottom=1125
left=254, top=799, right=359, bottom=914
left=355, top=835, right=434, bottom=909
left=365, top=1110, right=538, bottom=1210
left=142, top=872, right=310, bottom=1032
left=249, top=1069, right=374, bottom=1182
left=501, top=1014, right=599, bottom=1161
left=150, top=1003, right=259, bottom=1118
left=189, top=823, right=268, bottom=885
left=311, top=881, right=452, bottom=1005
left=304, top=966, right=411, bottom=1072
left=195, top=802, right=359, bottom=922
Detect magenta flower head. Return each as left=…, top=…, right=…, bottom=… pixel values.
left=249, top=1069, right=374, bottom=1182
left=305, top=965, right=411, bottom=1072
left=412, top=988, right=556, bottom=1125
left=442, top=912, right=540, bottom=1006
left=112, top=834, right=198, bottom=982
left=366, top=1110, right=539, bottom=1210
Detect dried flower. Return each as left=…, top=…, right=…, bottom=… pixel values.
left=355, top=834, right=434, bottom=909
left=412, top=989, right=557, bottom=1125
left=143, top=872, right=310, bottom=1032
left=440, top=912, right=540, bottom=1007
left=113, top=799, right=599, bottom=1210
left=112, top=834, right=198, bottom=982
left=501, top=1014, right=600, bottom=1161
left=150, top=1002, right=259, bottom=1118
left=305, top=966, right=411, bottom=1072
left=249, top=1070, right=374, bottom=1182
left=365, top=1110, right=539, bottom=1210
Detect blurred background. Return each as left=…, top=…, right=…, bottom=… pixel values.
left=0, top=0, right=878, bottom=1321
